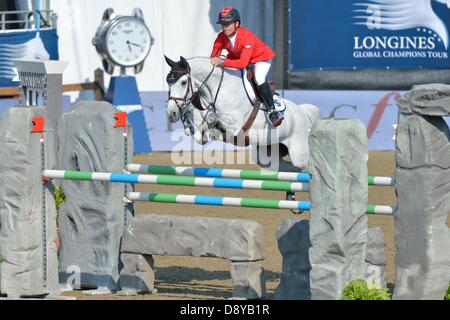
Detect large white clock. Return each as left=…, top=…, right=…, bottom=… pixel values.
left=92, top=8, right=153, bottom=74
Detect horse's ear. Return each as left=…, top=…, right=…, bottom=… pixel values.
left=180, top=56, right=190, bottom=71
left=164, top=55, right=177, bottom=68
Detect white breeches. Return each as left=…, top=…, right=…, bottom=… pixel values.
left=244, top=60, right=272, bottom=85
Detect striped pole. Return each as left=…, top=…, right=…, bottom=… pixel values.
left=42, top=170, right=309, bottom=192
left=128, top=192, right=395, bottom=215
left=127, top=164, right=312, bottom=183
left=368, top=176, right=395, bottom=186
left=127, top=192, right=311, bottom=211
left=366, top=205, right=395, bottom=215
left=127, top=164, right=394, bottom=187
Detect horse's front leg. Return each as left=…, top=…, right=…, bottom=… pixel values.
left=189, top=108, right=209, bottom=145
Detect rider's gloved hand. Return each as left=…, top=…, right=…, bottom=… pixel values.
left=210, top=57, right=224, bottom=67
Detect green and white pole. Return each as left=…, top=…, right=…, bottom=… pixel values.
left=127, top=164, right=312, bottom=182
left=127, top=192, right=311, bottom=211
left=366, top=204, right=395, bottom=215
left=127, top=192, right=395, bottom=215
left=368, top=176, right=395, bottom=186
left=128, top=164, right=395, bottom=187
left=42, top=170, right=310, bottom=192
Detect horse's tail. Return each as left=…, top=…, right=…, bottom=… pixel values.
left=299, top=103, right=320, bottom=126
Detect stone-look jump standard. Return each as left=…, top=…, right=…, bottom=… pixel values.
left=119, top=214, right=266, bottom=299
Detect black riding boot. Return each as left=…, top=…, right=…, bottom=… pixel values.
left=258, top=82, right=284, bottom=127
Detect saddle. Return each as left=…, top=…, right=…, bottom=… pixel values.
left=221, top=65, right=278, bottom=147
left=210, top=65, right=280, bottom=148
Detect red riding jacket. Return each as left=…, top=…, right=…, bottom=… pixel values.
left=211, top=27, right=275, bottom=69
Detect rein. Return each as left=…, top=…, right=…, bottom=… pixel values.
left=167, top=61, right=260, bottom=147
left=168, top=66, right=222, bottom=111
left=167, top=65, right=224, bottom=135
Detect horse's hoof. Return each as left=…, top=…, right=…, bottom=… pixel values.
left=209, top=129, right=223, bottom=141
left=286, top=191, right=296, bottom=201
left=206, top=113, right=218, bottom=125
left=291, top=209, right=305, bottom=215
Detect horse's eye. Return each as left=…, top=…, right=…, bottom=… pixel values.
left=181, top=80, right=187, bottom=86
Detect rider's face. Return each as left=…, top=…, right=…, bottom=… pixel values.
left=222, top=21, right=238, bottom=37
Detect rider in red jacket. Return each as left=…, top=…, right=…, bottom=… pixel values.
left=210, top=8, right=284, bottom=127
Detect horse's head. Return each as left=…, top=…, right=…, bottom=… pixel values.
left=165, top=55, right=213, bottom=144
left=165, top=55, right=192, bottom=123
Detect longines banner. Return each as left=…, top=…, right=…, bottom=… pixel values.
left=289, top=0, right=450, bottom=71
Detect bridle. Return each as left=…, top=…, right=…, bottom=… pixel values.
left=167, top=65, right=224, bottom=132
left=166, top=60, right=260, bottom=147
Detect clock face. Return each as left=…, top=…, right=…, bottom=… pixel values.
left=105, top=17, right=151, bottom=67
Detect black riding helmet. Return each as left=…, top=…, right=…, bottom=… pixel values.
left=216, top=7, right=240, bottom=25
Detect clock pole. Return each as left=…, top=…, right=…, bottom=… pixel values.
left=105, top=75, right=152, bottom=154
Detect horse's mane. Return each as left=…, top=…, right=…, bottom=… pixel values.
left=180, top=56, right=243, bottom=90
left=184, top=56, right=226, bottom=78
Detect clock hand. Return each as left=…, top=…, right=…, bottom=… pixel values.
left=128, top=41, right=143, bottom=48
left=126, top=40, right=133, bottom=52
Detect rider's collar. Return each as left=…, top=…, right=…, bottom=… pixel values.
left=227, top=30, right=238, bottom=40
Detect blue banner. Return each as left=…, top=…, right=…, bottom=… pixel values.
left=0, top=29, right=59, bottom=87
left=289, top=0, right=450, bottom=71
left=4, top=89, right=450, bottom=151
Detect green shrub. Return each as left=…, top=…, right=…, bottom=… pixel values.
left=342, top=279, right=391, bottom=300
left=445, top=286, right=450, bottom=300
left=54, top=186, right=65, bottom=211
